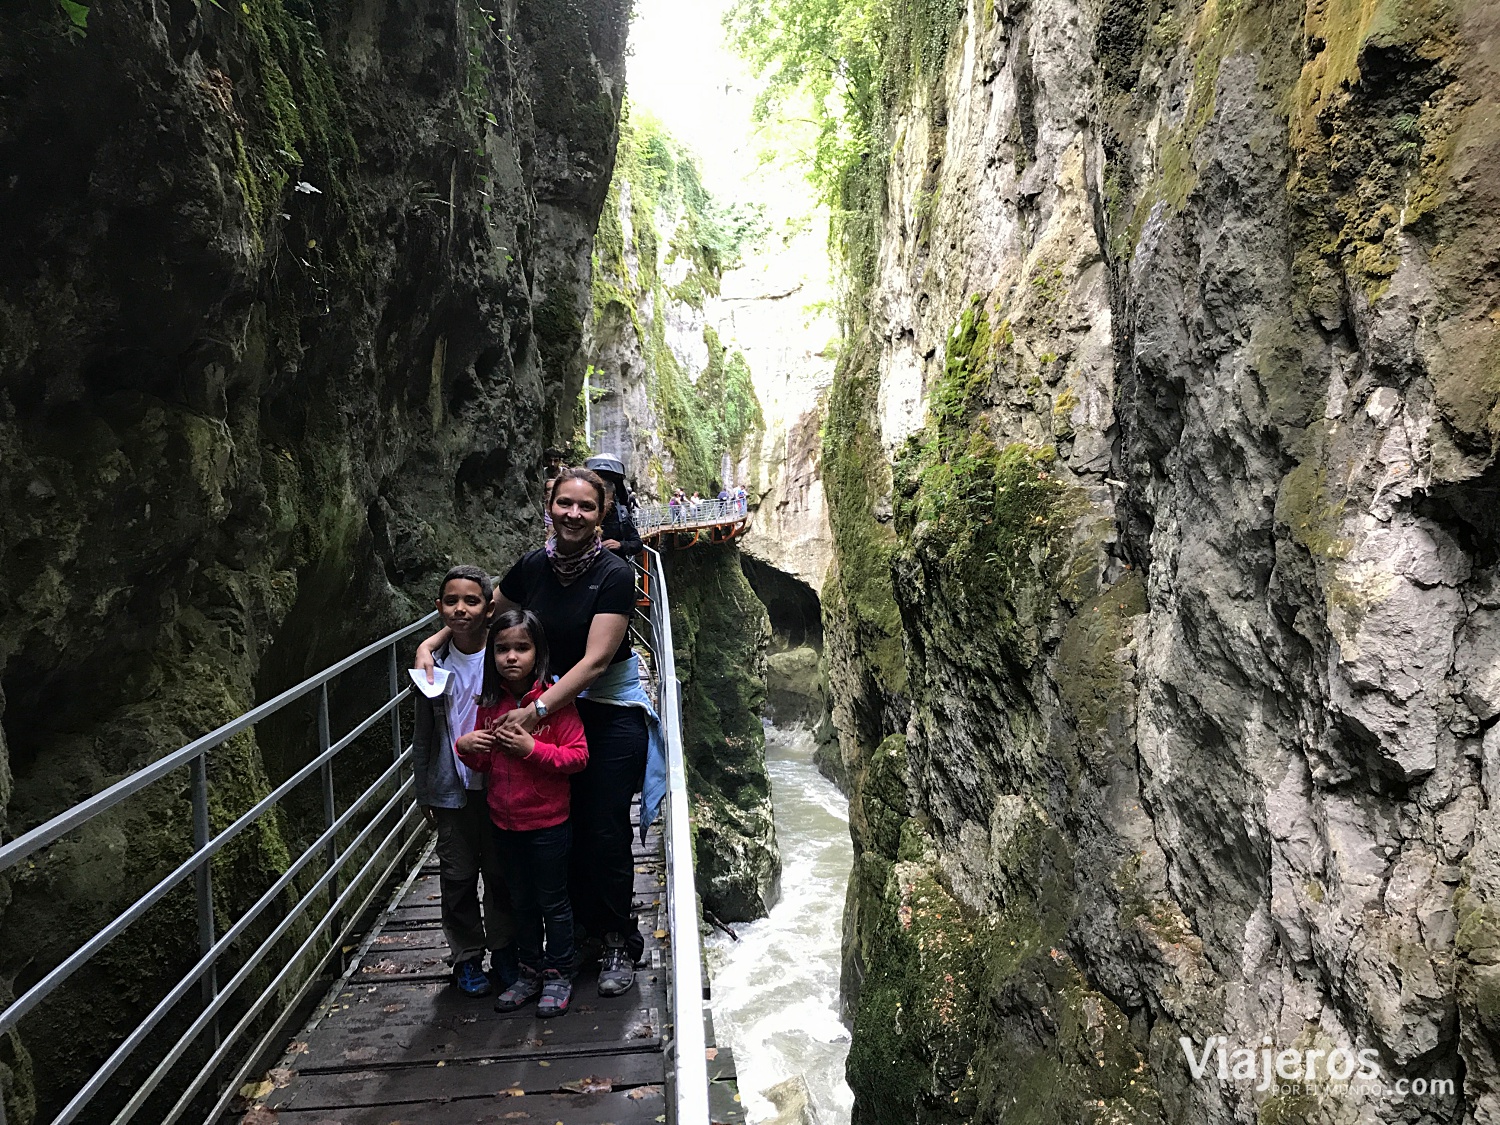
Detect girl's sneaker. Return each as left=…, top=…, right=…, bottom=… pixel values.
left=536, top=969, right=572, bottom=1018
left=493, top=967, right=543, bottom=1012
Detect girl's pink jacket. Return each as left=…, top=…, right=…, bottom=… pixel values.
left=456, top=683, right=588, bottom=831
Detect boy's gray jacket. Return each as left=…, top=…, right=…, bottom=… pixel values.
left=410, top=642, right=471, bottom=810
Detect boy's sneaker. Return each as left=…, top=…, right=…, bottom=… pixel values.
left=494, top=966, right=543, bottom=1012
left=489, top=946, right=520, bottom=991
left=453, top=956, right=492, bottom=997
left=536, top=969, right=572, bottom=1018
left=597, top=933, right=635, bottom=997
left=569, top=934, right=603, bottom=979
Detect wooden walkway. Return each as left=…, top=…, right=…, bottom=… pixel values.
left=249, top=810, right=746, bottom=1123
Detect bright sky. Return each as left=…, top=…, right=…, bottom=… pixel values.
left=625, top=0, right=761, bottom=196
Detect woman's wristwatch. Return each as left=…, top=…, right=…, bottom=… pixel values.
left=533, top=698, right=549, bottom=719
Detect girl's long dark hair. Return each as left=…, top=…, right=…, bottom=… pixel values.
left=478, top=608, right=551, bottom=707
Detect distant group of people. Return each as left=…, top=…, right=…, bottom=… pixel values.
left=666, top=484, right=748, bottom=524
left=409, top=451, right=660, bottom=1020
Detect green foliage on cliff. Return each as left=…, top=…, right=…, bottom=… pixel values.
left=894, top=297, right=1076, bottom=618
left=230, top=0, right=360, bottom=253
left=590, top=111, right=766, bottom=492
left=724, top=0, right=962, bottom=203
left=725, top=0, right=970, bottom=705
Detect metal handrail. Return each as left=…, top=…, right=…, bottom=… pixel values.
left=0, top=612, right=437, bottom=871
left=1, top=556, right=715, bottom=1124
left=0, top=610, right=440, bottom=1124
left=632, top=548, right=711, bottom=1123
left=635, top=497, right=748, bottom=531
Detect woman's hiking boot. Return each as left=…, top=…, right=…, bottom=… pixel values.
left=597, top=933, right=635, bottom=997
left=453, top=956, right=492, bottom=997
left=536, top=969, right=572, bottom=1018
left=494, top=966, right=543, bottom=1011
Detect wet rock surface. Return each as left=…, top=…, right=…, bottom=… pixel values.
left=666, top=545, right=781, bottom=921
left=821, top=0, right=1500, bottom=1122
left=0, top=0, right=627, bottom=1118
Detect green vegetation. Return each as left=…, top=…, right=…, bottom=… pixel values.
left=893, top=297, right=1076, bottom=614
left=724, top=0, right=971, bottom=711
left=227, top=0, right=361, bottom=261
left=57, top=0, right=87, bottom=33
left=590, top=111, right=766, bottom=492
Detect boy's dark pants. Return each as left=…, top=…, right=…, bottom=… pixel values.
left=571, top=700, right=648, bottom=960
left=494, top=821, right=574, bottom=974
left=433, top=798, right=512, bottom=964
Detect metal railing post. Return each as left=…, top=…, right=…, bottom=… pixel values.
left=190, top=755, right=220, bottom=1047
left=318, top=686, right=339, bottom=932
left=388, top=642, right=403, bottom=777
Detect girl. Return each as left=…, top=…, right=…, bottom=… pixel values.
left=455, top=609, right=588, bottom=1017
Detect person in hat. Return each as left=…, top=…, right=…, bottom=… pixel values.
left=584, top=455, right=643, bottom=559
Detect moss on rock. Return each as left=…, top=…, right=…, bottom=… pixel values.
left=667, top=546, right=781, bottom=921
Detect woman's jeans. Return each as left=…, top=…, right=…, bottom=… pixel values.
left=493, top=821, right=574, bottom=974
left=572, top=699, right=649, bottom=959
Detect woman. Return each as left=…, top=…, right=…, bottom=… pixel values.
left=417, top=468, right=652, bottom=997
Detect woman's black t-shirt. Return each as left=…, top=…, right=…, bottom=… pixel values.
left=497, top=548, right=636, bottom=674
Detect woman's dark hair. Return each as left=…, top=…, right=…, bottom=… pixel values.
left=551, top=466, right=613, bottom=517
left=479, top=608, right=551, bottom=706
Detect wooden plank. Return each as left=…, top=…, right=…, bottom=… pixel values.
left=265, top=1052, right=666, bottom=1110
left=270, top=1086, right=667, bottom=1124
left=308, top=971, right=668, bottom=1036
left=295, top=991, right=662, bottom=1071
left=254, top=809, right=680, bottom=1125
left=368, top=929, right=450, bottom=952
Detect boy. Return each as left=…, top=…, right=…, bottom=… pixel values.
left=412, top=565, right=515, bottom=995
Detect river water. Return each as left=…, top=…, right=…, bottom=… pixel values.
left=705, top=722, right=854, bottom=1123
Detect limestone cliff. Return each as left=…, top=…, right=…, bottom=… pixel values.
left=806, top=0, right=1500, bottom=1122
left=0, top=0, right=628, bottom=1118
left=722, top=227, right=839, bottom=596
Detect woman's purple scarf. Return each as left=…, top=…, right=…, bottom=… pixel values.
left=545, top=529, right=603, bottom=586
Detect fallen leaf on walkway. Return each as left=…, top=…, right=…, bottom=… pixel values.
left=286, top=1041, right=308, bottom=1054
left=502, top=1114, right=529, bottom=1120
left=239, top=1109, right=277, bottom=1125
left=268, top=1068, right=295, bottom=1088
left=498, top=1086, right=525, bottom=1097
left=239, top=1079, right=274, bottom=1101
left=653, top=929, right=668, bottom=939
left=704, top=1048, right=717, bottom=1060
left=537, top=1060, right=551, bottom=1067
left=560, top=1076, right=613, bottom=1093
left=382, top=1003, right=406, bottom=1013
left=627, top=1085, right=663, bottom=1100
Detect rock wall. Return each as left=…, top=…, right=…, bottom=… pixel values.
left=817, top=0, right=1500, bottom=1122
left=0, top=0, right=628, bottom=1118
left=665, top=545, right=781, bottom=921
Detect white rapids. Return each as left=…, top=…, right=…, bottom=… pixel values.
left=705, top=721, right=854, bottom=1124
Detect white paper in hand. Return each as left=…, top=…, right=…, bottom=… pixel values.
left=409, top=667, right=451, bottom=699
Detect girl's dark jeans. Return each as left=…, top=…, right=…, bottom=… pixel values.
left=571, top=698, right=648, bottom=960
left=493, top=820, right=574, bottom=974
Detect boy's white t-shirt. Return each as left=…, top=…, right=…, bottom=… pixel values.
left=445, top=646, right=487, bottom=791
